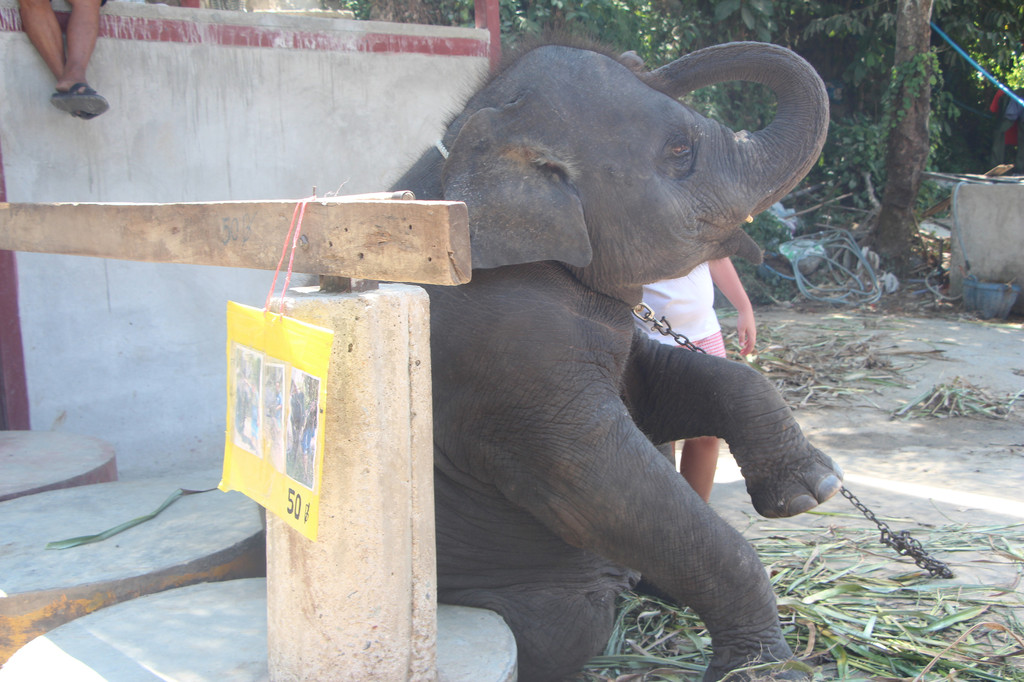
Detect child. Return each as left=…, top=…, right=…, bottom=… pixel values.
left=636, top=258, right=756, bottom=501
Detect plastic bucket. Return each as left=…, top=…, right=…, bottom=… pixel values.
left=963, top=276, right=1020, bottom=320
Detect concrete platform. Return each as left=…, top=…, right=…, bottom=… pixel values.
left=0, top=475, right=265, bottom=663
left=437, top=603, right=518, bottom=682
left=0, top=431, right=117, bottom=503
left=0, top=579, right=519, bottom=682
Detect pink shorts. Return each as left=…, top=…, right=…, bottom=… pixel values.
left=693, top=331, right=726, bottom=358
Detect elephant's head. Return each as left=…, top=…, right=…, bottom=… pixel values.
left=437, top=40, right=828, bottom=303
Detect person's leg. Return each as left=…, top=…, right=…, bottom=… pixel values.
left=18, top=0, right=66, bottom=82
left=1016, top=119, right=1024, bottom=172
left=676, top=330, right=727, bottom=503
left=58, top=0, right=101, bottom=91
left=679, top=435, right=718, bottom=503
left=991, top=117, right=1013, bottom=167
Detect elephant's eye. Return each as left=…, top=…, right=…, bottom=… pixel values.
left=662, top=136, right=694, bottom=179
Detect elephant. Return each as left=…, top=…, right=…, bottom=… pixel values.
left=390, top=37, right=843, bottom=681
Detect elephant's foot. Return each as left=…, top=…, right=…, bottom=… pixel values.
left=741, top=444, right=843, bottom=519
left=704, top=661, right=811, bottom=682
left=704, top=641, right=811, bottom=682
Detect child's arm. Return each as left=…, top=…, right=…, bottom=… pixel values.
left=708, top=258, right=756, bottom=355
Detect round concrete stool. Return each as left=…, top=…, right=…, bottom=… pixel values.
left=0, top=579, right=518, bottom=682
left=438, top=603, right=519, bottom=682
left=0, top=475, right=265, bottom=663
left=0, top=431, right=117, bottom=502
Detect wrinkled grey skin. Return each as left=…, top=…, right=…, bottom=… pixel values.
left=391, top=39, right=842, bottom=682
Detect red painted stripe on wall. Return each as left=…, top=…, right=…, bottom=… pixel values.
left=0, top=250, right=29, bottom=430
left=0, top=7, right=488, bottom=57
left=0, top=135, right=29, bottom=429
left=0, top=50, right=28, bottom=428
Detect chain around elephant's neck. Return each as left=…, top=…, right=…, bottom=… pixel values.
left=631, top=302, right=706, bottom=354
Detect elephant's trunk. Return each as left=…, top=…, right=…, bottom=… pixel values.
left=642, top=42, right=829, bottom=216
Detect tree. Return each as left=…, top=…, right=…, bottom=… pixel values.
left=871, top=0, right=935, bottom=274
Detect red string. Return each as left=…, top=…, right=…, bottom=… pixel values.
left=265, top=196, right=315, bottom=312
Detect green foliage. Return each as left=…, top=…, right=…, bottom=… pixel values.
left=933, top=0, right=1024, bottom=84
left=817, top=116, right=885, bottom=204
left=496, top=0, right=708, bottom=65
left=1006, top=53, right=1024, bottom=90
left=683, top=81, right=776, bottom=133
left=733, top=210, right=801, bottom=305
left=802, top=4, right=897, bottom=89
left=883, top=50, right=940, bottom=128
left=747, top=208, right=795, bottom=253
left=710, top=0, right=777, bottom=42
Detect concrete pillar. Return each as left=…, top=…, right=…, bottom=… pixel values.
left=266, top=283, right=437, bottom=682
left=950, top=183, right=1024, bottom=315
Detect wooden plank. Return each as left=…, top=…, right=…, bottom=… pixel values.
left=921, top=165, right=1015, bottom=185
left=0, top=196, right=471, bottom=286
left=921, top=165, right=1015, bottom=219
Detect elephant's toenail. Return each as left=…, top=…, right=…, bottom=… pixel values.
left=787, top=494, right=817, bottom=516
left=815, top=475, right=842, bottom=501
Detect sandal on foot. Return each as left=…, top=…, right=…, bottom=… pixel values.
left=51, top=83, right=109, bottom=117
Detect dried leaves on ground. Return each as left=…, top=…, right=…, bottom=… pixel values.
left=576, top=523, right=1024, bottom=682
left=723, top=317, right=912, bottom=409
left=893, top=377, right=1023, bottom=421
left=722, top=314, right=1021, bottom=418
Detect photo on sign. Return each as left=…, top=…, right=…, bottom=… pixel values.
left=262, top=361, right=287, bottom=473
left=286, top=368, right=321, bottom=491
left=231, top=343, right=263, bottom=456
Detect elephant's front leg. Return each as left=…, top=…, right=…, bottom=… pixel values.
left=625, top=336, right=843, bottom=518
left=486, top=398, right=801, bottom=680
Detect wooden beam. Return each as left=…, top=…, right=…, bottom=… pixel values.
left=0, top=196, right=471, bottom=286
left=920, top=165, right=1014, bottom=220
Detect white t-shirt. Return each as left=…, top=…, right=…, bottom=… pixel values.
left=636, top=262, right=720, bottom=345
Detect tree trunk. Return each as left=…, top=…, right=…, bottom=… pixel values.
left=873, top=0, right=934, bottom=275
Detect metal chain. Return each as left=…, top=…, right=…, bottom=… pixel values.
left=631, top=303, right=707, bottom=353
left=633, top=301, right=952, bottom=578
left=840, top=487, right=954, bottom=578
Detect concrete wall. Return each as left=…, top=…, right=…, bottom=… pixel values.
left=0, top=0, right=488, bottom=477
left=949, top=182, right=1024, bottom=315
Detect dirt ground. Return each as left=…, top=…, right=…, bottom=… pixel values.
left=710, top=296, right=1024, bottom=591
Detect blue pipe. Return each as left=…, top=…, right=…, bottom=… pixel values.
left=931, top=22, right=1024, bottom=110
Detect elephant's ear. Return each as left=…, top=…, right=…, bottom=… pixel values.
left=441, top=106, right=593, bottom=270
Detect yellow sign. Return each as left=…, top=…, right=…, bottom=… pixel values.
left=220, top=301, right=333, bottom=540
